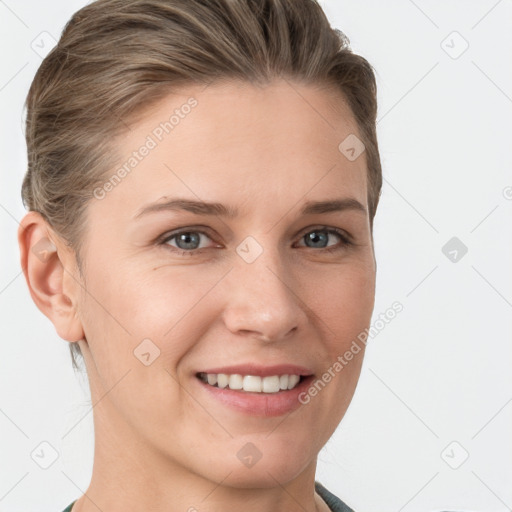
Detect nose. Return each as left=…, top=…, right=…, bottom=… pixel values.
left=221, top=250, right=306, bottom=343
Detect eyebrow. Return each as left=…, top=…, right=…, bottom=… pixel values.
left=133, top=196, right=367, bottom=220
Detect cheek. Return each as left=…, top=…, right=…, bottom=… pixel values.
left=80, top=262, right=231, bottom=387
left=304, top=260, right=375, bottom=348
left=77, top=263, right=215, bottom=430
left=125, top=265, right=226, bottom=345
left=85, top=260, right=215, bottom=334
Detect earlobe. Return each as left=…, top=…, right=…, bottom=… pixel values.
left=17, top=211, right=85, bottom=343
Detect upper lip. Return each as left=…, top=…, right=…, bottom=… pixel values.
left=197, top=364, right=314, bottom=378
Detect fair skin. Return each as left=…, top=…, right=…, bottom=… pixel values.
left=18, top=79, right=376, bottom=512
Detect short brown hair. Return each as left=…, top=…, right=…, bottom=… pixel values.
left=21, top=0, right=382, bottom=371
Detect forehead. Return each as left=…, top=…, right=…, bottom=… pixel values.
left=93, top=79, right=367, bottom=222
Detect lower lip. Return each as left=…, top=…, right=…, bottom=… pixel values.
left=195, top=375, right=315, bottom=417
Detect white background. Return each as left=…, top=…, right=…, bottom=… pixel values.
left=1, top=1, right=511, bottom=511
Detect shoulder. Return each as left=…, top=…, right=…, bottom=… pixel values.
left=314, top=483, right=466, bottom=512
left=60, top=500, right=76, bottom=512
left=315, top=481, right=355, bottom=512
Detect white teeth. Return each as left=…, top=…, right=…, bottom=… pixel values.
left=262, top=375, right=280, bottom=393
left=229, top=374, right=243, bottom=390
left=199, top=373, right=304, bottom=392
left=217, top=373, right=229, bottom=388
left=287, top=374, right=300, bottom=390
left=243, top=375, right=262, bottom=392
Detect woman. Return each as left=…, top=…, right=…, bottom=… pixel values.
left=17, top=0, right=382, bottom=510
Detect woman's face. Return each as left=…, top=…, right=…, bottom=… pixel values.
left=69, top=79, right=376, bottom=487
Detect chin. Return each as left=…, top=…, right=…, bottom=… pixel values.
left=218, top=461, right=311, bottom=489
left=193, top=439, right=316, bottom=489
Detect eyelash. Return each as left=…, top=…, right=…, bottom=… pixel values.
left=157, top=226, right=354, bottom=257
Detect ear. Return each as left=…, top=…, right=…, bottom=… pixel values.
left=17, top=211, right=85, bottom=343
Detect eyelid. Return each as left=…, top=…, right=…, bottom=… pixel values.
left=157, top=226, right=219, bottom=249
left=157, top=224, right=355, bottom=255
left=295, top=225, right=354, bottom=244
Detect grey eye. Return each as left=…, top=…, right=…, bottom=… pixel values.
left=304, top=230, right=330, bottom=248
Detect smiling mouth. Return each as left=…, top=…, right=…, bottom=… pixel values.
left=196, top=372, right=306, bottom=393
